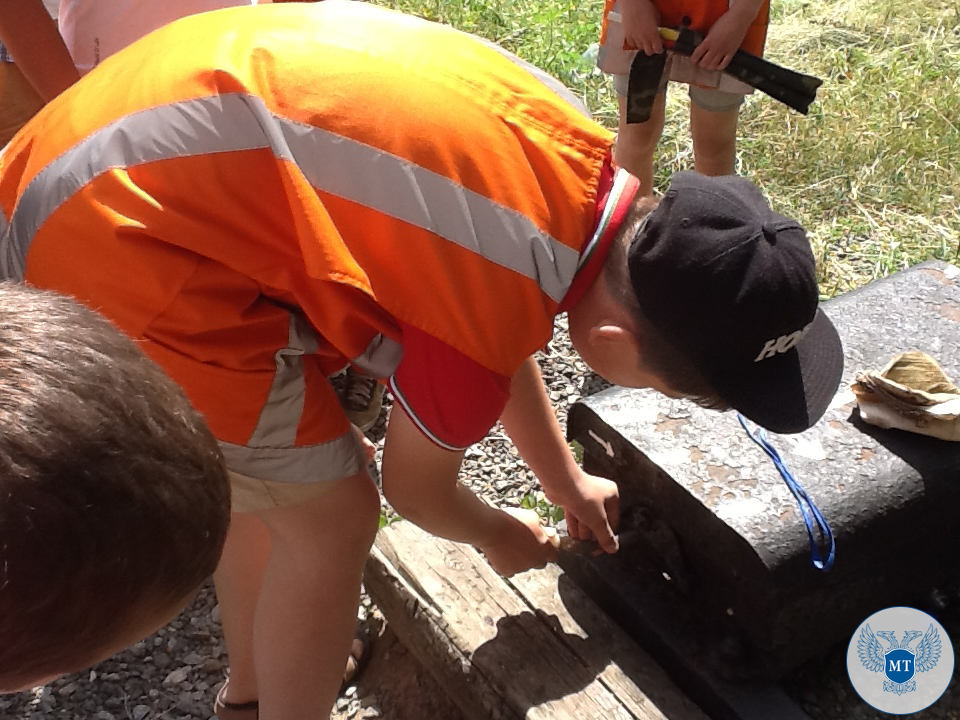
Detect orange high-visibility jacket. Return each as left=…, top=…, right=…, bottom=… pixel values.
left=0, top=1, right=621, bottom=483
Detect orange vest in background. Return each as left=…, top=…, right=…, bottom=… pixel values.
left=0, top=1, right=613, bottom=480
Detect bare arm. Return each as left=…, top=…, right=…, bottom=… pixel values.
left=381, top=404, right=557, bottom=575
left=382, top=406, right=497, bottom=546
left=618, top=0, right=663, bottom=55
left=690, top=0, right=766, bottom=70
left=0, top=0, right=78, bottom=101
left=499, top=356, right=620, bottom=553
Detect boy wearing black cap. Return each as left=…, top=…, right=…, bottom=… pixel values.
left=620, top=170, right=842, bottom=433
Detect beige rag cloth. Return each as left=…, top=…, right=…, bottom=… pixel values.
left=852, top=350, right=960, bottom=442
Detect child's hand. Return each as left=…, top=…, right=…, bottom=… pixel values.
left=620, top=0, right=663, bottom=55
left=690, top=10, right=752, bottom=70
left=557, top=472, right=620, bottom=554
left=479, top=508, right=559, bottom=576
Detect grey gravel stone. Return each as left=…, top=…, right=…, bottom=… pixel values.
left=182, top=652, right=204, bottom=666
left=162, top=668, right=189, bottom=685
left=200, top=658, right=223, bottom=673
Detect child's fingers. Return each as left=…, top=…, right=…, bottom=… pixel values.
left=694, top=47, right=723, bottom=70
left=591, top=516, right=619, bottom=554
left=624, top=26, right=662, bottom=55
left=644, top=31, right=663, bottom=55
left=708, top=51, right=728, bottom=70
left=566, top=512, right=587, bottom=541
left=544, top=526, right=561, bottom=556
left=641, top=32, right=662, bottom=55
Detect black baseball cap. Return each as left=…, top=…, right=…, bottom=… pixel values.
left=628, top=171, right=843, bottom=433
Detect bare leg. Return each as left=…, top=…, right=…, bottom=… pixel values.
left=614, top=91, right=666, bottom=196
left=254, top=469, right=380, bottom=719
left=690, top=102, right=740, bottom=177
left=213, top=512, right=271, bottom=704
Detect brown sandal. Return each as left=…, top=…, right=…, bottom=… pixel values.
left=339, top=634, right=372, bottom=694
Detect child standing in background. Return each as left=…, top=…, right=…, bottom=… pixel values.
left=598, top=0, right=769, bottom=195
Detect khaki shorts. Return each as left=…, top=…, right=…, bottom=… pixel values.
left=612, top=73, right=745, bottom=113
left=229, top=468, right=346, bottom=514
left=226, top=425, right=368, bottom=513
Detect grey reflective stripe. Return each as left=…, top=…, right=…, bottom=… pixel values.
left=8, top=94, right=288, bottom=279
left=472, top=35, right=593, bottom=120
left=0, top=211, right=10, bottom=280
left=279, top=117, right=579, bottom=302
left=247, top=313, right=319, bottom=447
left=352, top=333, right=403, bottom=378
left=1, top=210, right=21, bottom=282
left=10, top=92, right=579, bottom=302
left=218, top=431, right=361, bottom=484
left=221, top=312, right=362, bottom=484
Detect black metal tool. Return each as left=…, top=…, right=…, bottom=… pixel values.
left=624, top=26, right=823, bottom=123
left=626, top=50, right=668, bottom=124
left=670, top=26, right=823, bottom=114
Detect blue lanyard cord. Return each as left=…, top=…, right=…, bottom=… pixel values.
left=737, top=414, right=836, bottom=572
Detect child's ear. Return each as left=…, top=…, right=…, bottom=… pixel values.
left=588, top=323, right=641, bottom=356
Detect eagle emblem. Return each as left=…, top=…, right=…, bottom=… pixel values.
left=858, top=623, right=943, bottom=695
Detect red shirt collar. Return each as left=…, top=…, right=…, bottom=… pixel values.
left=558, top=158, right=640, bottom=312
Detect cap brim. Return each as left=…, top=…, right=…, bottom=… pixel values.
left=715, top=308, right=844, bottom=434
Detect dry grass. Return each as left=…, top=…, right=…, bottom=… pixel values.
left=735, top=0, right=960, bottom=294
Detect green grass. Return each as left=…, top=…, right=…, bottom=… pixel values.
left=741, top=0, right=960, bottom=294
left=373, top=0, right=960, bottom=295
